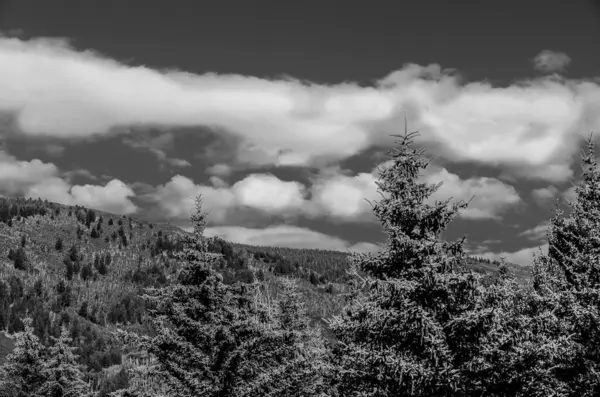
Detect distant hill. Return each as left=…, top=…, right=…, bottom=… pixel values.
left=0, top=196, right=530, bottom=395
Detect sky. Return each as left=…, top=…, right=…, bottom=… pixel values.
left=0, top=0, right=599, bottom=265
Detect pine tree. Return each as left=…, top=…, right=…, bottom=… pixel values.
left=241, top=277, right=330, bottom=397
left=0, top=317, right=47, bottom=397
left=326, top=126, right=485, bottom=396
left=12, top=247, right=29, bottom=271
left=455, top=255, right=577, bottom=396
left=528, top=132, right=600, bottom=395
left=114, top=196, right=271, bottom=396
left=55, top=237, right=64, bottom=251
left=37, top=326, right=92, bottom=397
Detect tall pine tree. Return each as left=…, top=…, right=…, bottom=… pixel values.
left=326, top=126, right=486, bottom=396
left=529, top=132, right=600, bottom=395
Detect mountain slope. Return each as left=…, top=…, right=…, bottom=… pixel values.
left=0, top=197, right=531, bottom=395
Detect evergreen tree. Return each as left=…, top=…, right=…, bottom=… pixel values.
left=37, top=326, right=92, bottom=397
left=528, top=132, right=600, bottom=395
left=55, top=237, right=64, bottom=251
left=457, top=255, right=577, bottom=396
left=13, top=247, right=29, bottom=271
left=242, top=277, right=330, bottom=397
left=0, top=317, right=47, bottom=397
left=326, top=127, right=484, bottom=396
left=114, top=195, right=314, bottom=397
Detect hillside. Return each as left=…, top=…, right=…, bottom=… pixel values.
left=0, top=196, right=531, bottom=395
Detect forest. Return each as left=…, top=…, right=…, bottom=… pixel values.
left=1, top=129, right=597, bottom=396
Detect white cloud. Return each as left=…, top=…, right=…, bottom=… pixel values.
left=205, top=225, right=382, bottom=253
left=0, top=37, right=597, bottom=181
left=307, top=171, right=379, bottom=222
left=422, top=165, right=522, bottom=220
left=0, top=151, right=137, bottom=214
left=531, top=185, right=559, bottom=205
left=148, top=173, right=308, bottom=223
left=149, top=160, right=521, bottom=225
left=0, top=151, right=58, bottom=194
left=305, top=162, right=521, bottom=222
left=147, top=174, right=235, bottom=222
left=518, top=221, right=550, bottom=242
left=205, top=163, right=233, bottom=177
left=232, top=174, right=306, bottom=213
left=532, top=50, right=572, bottom=73
left=69, top=179, right=137, bottom=214
left=479, top=243, right=549, bottom=267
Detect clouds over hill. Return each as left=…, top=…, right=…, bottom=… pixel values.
left=0, top=37, right=595, bottom=264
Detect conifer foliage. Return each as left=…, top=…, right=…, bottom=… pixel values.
left=241, top=277, right=330, bottom=396
left=115, top=195, right=327, bottom=397
left=326, top=126, right=484, bottom=396
left=37, top=326, right=92, bottom=397
left=0, top=317, right=47, bottom=397
left=0, top=318, right=91, bottom=397
left=529, top=132, right=600, bottom=395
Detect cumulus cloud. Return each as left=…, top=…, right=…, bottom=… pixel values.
left=145, top=174, right=235, bottom=223
left=146, top=172, right=306, bottom=223
left=0, top=151, right=137, bottom=214
left=306, top=162, right=521, bottom=222
left=532, top=50, right=572, bottom=73
left=0, top=37, right=597, bottom=182
left=231, top=174, right=306, bottom=213
left=148, top=160, right=521, bottom=226
left=205, top=225, right=382, bottom=253
left=422, top=165, right=522, bottom=220
left=307, top=170, right=380, bottom=222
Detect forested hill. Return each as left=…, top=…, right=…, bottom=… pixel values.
left=0, top=196, right=530, bottom=395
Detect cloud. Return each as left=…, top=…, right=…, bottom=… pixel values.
left=479, top=243, right=549, bottom=267
left=42, top=143, right=66, bottom=157
left=0, top=150, right=137, bottom=214
left=307, top=170, right=380, bottom=222
left=532, top=50, right=572, bottom=73
left=531, top=185, right=559, bottom=205
left=518, top=220, right=550, bottom=242
left=422, top=165, right=522, bottom=220
left=147, top=172, right=307, bottom=224
left=148, top=160, right=522, bottom=225
left=145, top=174, right=235, bottom=223
left=231, top=174, right=306, bottom=213
left=0, top=151, right=58, bottom=194
left=123, top=131, right=190, bottom=168
left=0, top=37, right=597, bottom=182
left=561, top=185, right=578, bottom=204
left=307, top=161, right=522, bottom=222
left=205, top=225, right=382, bottom=253
left=205, top=163, right=233, bottom=177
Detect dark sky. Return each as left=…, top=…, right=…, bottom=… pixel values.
left=1, top=0, right=598, bottom=83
